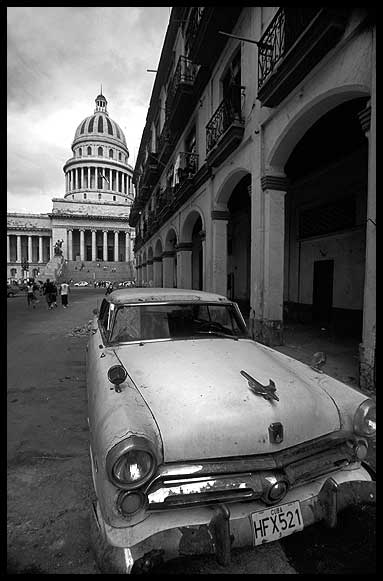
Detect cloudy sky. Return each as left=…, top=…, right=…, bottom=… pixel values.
left=7, top=6, right=170, bottom=214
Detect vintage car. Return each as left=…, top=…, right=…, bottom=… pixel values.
left=86, top=288, right=376, bottom=574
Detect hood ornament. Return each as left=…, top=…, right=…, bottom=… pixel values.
left=240, top=370, right=279, bottom=402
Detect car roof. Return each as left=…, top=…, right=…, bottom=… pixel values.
left=107, top=287, right=230, bottom=305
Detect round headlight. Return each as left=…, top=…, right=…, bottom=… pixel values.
left=117, top=490, right=147, bottom=516
left=106, top=436, right=157, bottom=489
left=107, top=365, right=127, bottom=385
left=262, top=473, right=289, bottom=505
left=354, top=399, right=376, bottom=437
left=113, top=449, right=153, bottom=484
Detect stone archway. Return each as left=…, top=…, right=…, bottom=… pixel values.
left=147, top=246, right=154, bottom=285
left=260, top=87, right=374, bottom=388
left=181, top=209, right=205, bottom=290
left=154, top=238, right=163, bottom=287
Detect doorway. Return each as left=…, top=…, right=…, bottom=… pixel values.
left=312, top=259, right=334, bottom=327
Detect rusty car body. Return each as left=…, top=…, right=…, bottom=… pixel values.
left=86, top=288, right=376, bottom=573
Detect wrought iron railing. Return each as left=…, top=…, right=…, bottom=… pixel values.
left=158, top=122, right=173, bottom=155
left=206, top=92, right=243, bottom=154
left=258, top=7, right=321, bottom=90
left=176, top=152, right=199, bottom=183
left=165, top=55, right=198, bottom=116
left=185, top=7, right=206, bottom=55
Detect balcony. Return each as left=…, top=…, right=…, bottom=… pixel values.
left=165, top=56, right=199, bottom=130
left=206, top=92, right=244, bottom=168
left=141, top=152, right=159, bottom=187
left=185, top=7, right=242, bottom=67
left=158, top=122, right=177, bottom=167
left=257, top=8, right=348, bottom=107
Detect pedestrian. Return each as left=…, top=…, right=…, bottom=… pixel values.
left=26, top=280, right=37, bottom=309
left=51, top=281, right=58, bottom=308
left=105, top=282, right=114, bottom=295
left=43, top=278, right=54, bottom=309
left=59, top=280, right=70, bottom=308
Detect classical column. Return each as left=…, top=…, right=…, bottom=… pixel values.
left=16, top=235, right=21, bottom=263
left=38, top=236, right=43, bottom=263
left=114, top=231, right=119, bottom=262
left=211, top=211, right=229, bottom=295
left=103, top=231, right=108, bottom=261
left=162, top=251, right=175, bottom=287
left=176, top=243, right=193, bottom=289
left=7, top=235, right=10, bottom=262
left=259, top=174, right=288, bottom=346
left=80, top=229, right=85, bottom=261
left=28, top=236, right=33, bottom=263
left=88, top=167, right=91, bottom=189
left=67, top=230, right=73, bottom=261
left=153, top=257, right=163, bottom=287
left=81, top=167, right=84, bottom=189
left=125, top=232, right=131, bottom=262
left=50, top=237, right=53, bottom=261
left=91, top=230, right=96, bottom=261
left=358, top=94, right=376, bottom=389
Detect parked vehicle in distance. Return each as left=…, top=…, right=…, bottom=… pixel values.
left=7, top=284, right=19, bottom=297
left=86, top=288, right=376, bottom=574
left=74, top=281, right=89, bottom=287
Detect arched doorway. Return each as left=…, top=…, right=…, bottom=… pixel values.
left=154, top=239, right=163, bottom=287
left=181, top=210, right=205, bottom=291
left=283, top=96, right=369, bottom=339
left=227, top=174, right=251, bottom=317
left=191, top=216, right=203, bottom=290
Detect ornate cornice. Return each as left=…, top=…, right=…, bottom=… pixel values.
left=176, top=242, right=193, bottom=251
left=261, top=175, right=289, bottom=191
left=211, top=210, right=230, bottom=221
left=357, top=103, right=371, bottom=134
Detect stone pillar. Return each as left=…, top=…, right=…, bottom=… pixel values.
left=153, top=257, right=163, bottom=287
left=114, top=231, right=119, bottom=262
left=256, top=175, right=288, bottom=346
left=211, top=211, right=229, bottom=295
left=28, top=236, right=33, bottom=262
left=81, top=167, right=84, bottom=189
left=91, top=230, right=97, bottom=261
left=80, top=229, right=85, bottom=261
left=38, top=236, right=43, bottom=263
left=103, top=231, right=108, bottom=261
left=162, top=252, right=175, bottom=287
left=125, top=232, right=131, bottom=262
left=7, top=235, right=10, bottom=262
left=49, top=238, right=53, bottom=261
left=147, top=259, right=153, bottom=283
left=358, top=94, right=376, bottom=389
left=176, top=243, right=193, bottom=289
left=68, top=230, right=73, bottom=261
left=136, top=265, right=142, bottom=286
left=16, top=235, right=21, bottom=263
left=88, top=167, right=91, bottom=189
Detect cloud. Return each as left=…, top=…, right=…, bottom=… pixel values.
left=7, top=6, right=170, bottom=212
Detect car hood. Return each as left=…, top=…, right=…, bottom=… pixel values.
left=113, top=338, right=341, bottom=462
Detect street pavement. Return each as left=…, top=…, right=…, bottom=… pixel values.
left=7, top=288, right=376, bottom=574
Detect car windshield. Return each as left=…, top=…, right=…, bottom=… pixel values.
left=109, top=302, right=248, bottom=343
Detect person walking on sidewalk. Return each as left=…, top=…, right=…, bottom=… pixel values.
left=26, top=280, right=37, bottom=309
left=59, top=281, right=70, bottom=308
left=43, top=278, right=56, bottom=310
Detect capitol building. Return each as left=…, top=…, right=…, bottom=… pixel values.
left=7, top=92, right=135, bottom=283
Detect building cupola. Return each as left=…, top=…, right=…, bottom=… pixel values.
left=95, top=89, right=108, bottom=114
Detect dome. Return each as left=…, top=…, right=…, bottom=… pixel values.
left=73, top=93, right=127, bottom=148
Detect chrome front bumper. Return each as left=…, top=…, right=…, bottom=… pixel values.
left=90, top=465, right=375, bottom=574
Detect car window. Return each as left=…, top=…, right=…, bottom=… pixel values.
left=99, top=299, right=109, bottom=332
left=109, top=303, right=247, bottom=343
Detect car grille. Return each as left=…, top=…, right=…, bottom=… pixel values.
left=145, top=433, right=357, bottom=510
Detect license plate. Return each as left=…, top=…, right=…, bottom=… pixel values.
left=251, top=500, right=304, bottom=546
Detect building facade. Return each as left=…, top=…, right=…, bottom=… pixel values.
left=7, top=93, right=136, bottom=283
left=130, top=7, right=375, bottom=388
